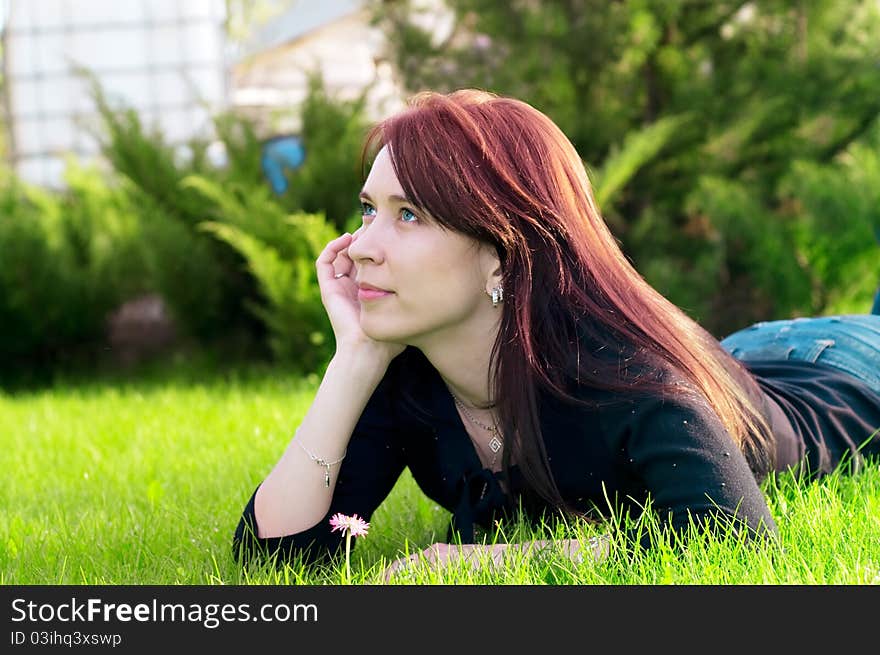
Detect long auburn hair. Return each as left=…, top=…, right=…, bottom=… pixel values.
left=359, top=89, right=775, bottom=517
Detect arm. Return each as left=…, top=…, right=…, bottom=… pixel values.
left=383, top=536, right=611, bottom=580
left=233, top=347, right=406, bottom=568
left=253, top=348, right=389, bottom=537
left=621, top=396, right=778, bottom=548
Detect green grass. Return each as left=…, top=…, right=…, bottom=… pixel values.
left=2, top=363, right=879, bottom=585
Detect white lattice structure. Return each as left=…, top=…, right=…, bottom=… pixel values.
left=3, top=0, right=228, bottom=187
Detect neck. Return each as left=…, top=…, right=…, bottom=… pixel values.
left=411, top=307, right=500, bottom=410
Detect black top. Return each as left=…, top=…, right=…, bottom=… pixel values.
left=233, top=347, right=880, bottom=567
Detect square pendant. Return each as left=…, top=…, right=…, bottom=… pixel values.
left=488, top=436, right=502, bottom=453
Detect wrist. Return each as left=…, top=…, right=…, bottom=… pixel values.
left=334, top=344, right=392, bottom=371
left=331, top=347, right=391, bottom=381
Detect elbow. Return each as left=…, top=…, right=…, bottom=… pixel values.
left=624, top=507, right=779, bottom=553
left=232, top=511, right=342, bottom=570
left=232, top=517, right=335, bottom=570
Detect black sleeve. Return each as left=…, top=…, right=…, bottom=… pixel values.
left=619, top=396, right=778, bottom=550
left=232, top=373, right=407, bottom=569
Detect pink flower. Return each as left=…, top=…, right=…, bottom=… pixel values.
left=329, top=513, right=370, bottom=538
left=330, top=513, right=370, bottom=583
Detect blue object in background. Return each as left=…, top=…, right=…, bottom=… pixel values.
left=873, top=225, right=880, bottom=315
left=261, top=135, right=306, bottom=194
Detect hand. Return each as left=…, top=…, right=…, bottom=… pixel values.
left=382, top=543, right=508, bottom=582
left=381, top=536, right=609, bottom=582
left=316, top=229, right=406, bottom=365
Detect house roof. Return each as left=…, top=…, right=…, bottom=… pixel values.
left=236, top=0, right=364, bottom=61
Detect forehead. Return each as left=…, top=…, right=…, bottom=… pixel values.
left=363, top=146, right=403, bottom=191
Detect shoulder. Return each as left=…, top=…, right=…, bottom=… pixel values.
left=370, top=346, right=427, bottom=393
left=354, top=349, right=416, bottom=428
left=367, top=346, right=444, bottom=428
left=384, top=346, right=438, bottom=397
left=588, top=381, right=725, bottom=457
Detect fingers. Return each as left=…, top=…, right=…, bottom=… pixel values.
left=424, top=543, right=446, bottom=563
left=383, top=552, right=419, bottom=583
left=335, top=237, right=357, bottom=278
left=383, top=543, right=506, bottom=583
left=316, top=232, right=354, bottom=282
left=383, top=543, right=456, bottom=583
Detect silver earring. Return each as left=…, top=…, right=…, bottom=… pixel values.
left=490, top=285, right=503, bottom=308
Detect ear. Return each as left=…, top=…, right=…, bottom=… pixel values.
left=480, top=245, right=503, bottom=295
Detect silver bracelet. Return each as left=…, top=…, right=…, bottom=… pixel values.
left=294, top=430, right=347, bottom=487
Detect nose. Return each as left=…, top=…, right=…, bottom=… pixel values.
left=347, top=221, right=385, bottom=266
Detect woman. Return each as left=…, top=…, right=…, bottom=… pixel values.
left=233, top=89, right=880, bottom=576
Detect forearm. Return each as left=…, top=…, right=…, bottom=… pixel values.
left=455, top=536, right=610, bottom=569
left=254, top=349, right=389, bottom=538
left=384, top=535, right=611, bottom=581
left=502, top=536, right=610, bottom=565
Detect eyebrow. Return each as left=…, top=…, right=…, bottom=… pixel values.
left=358, top=190, right=414, bottom=205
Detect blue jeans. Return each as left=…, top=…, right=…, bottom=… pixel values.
left=719, top=315, right=880, bottom=396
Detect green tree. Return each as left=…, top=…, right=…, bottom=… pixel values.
left=369, top=0, right=880, bottom=334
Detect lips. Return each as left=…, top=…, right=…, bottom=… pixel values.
left=356, top=281, right=394, bottom=302
left=357, top=282, right=392, bottom=293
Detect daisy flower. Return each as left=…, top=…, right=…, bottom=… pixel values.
left=329, top=513, right=370, bottom=583
left=329, top=513, right=370, bottom=538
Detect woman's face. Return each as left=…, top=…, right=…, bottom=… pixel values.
left=347, top=145, right=501, bottom=348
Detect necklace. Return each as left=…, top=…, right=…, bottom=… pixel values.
left=448, top=388, right=503, bottom=469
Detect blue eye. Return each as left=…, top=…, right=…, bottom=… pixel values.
left=359, top=202, right=419, bottom=224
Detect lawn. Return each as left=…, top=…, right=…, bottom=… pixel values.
left=2, top=359, right=879, bottom=585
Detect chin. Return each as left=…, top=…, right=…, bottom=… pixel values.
left=359, top=317, right=408, bottom=344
